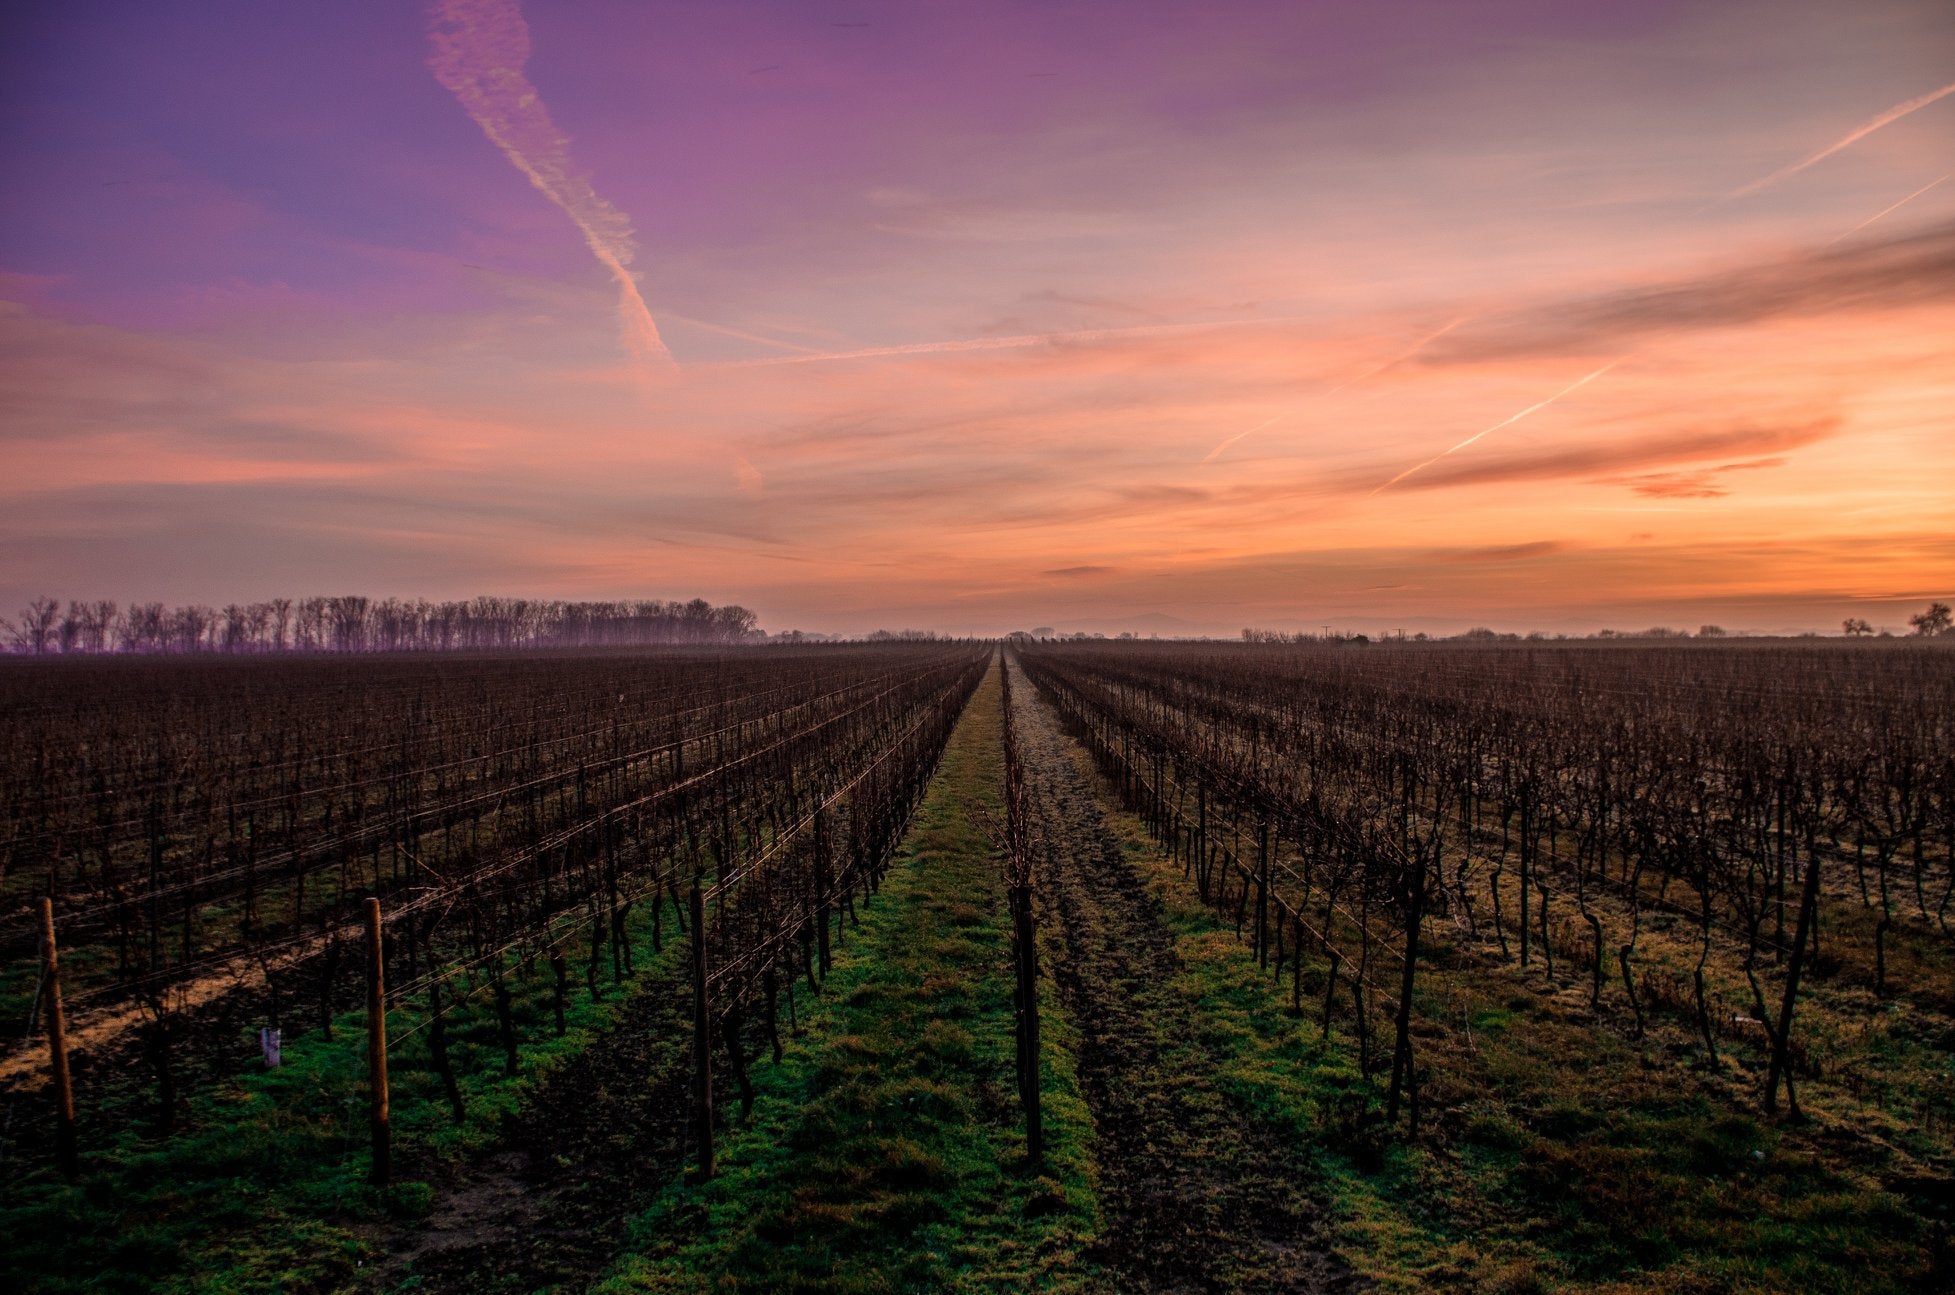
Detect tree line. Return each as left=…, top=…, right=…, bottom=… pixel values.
left=3, top=594, right=760, bottom=655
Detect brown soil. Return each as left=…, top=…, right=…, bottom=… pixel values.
left=1009, top=656, right=1360, bottom=1295
left=360, top=963, right=696, bottom=1293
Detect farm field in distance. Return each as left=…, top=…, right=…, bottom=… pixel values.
left=2, top=637, right=1950, bottom=1293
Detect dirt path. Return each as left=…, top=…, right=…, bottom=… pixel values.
left=362, top=966, right=695, bottom=1293
left=1008, top=655, right=1358, bottom=1295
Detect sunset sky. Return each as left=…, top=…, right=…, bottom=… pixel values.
left=2, top=1, right=1951, bottom=636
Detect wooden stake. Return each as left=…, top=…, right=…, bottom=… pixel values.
left=1256, top=821, right=1270, bottom=968
left=814, top=805, right=832, bottom=976
left=40, top=898, right=77, bottom=1179
left=365, top=897, right=390, bottom=1186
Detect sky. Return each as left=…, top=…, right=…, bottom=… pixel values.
left=1, top=0, right=1951, bottom=637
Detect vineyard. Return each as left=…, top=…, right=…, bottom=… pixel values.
left=1, top=643, right=987, bottom=1287
left=2, top=638, right=1950, bottom=1292
left=1014, top=638, right=1954, bottom=1288
left=1017, top=638, right=1955, bottom=1119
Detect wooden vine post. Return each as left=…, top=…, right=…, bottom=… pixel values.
left=689, top=881, right=715, bottom=1181
left=814, top=804, right=832, bottom=976
left=1255, top=819, right=1271, bottom=968
left=40, top=898, right=78, bottom=1179
left=366, top=896, right=390, bottom=1186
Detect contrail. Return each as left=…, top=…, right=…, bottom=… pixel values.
left=427, top=0, right=676, bottom=376
left=666, top=313, right=826, bottom=354
left=1322, top=318, right=1470, bottom=398
left=1201, top=410, right=1290, bottom=466
left=1358, top=97, right=1951, bottom=499
left=1358, top=168, right=1937, bottom=499
left=735, top=332, right=1065, bottom=365
left=727, top=317, right=1286, bottom=367
left=1728, top=78, right=1955, bottom=200
left=1369, top=360, right=1621, bottom=496
left=1826, top=172, right=1951, bottom=244
left=1201, top=317, right=1468, bottom=465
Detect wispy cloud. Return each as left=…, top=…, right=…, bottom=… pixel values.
left=666, top=314, right=823, bottom=354
left=426, top=0, right=676, bottom=377
left=1606, top=456, right=1787, bottom=499
left=1827, top=172, right=1952, bottom=245
left=1201, top=317, right=1468, bottom=465
left=726, top=317, right=1289, bottom=367
left=1426, top=220, right=1955, bottom=363
left=1395, top=417, right=1840, bottom=493
left=1727, top=78, right=1955, bottom=200
left=1370, top=361, right=1622, bottom=495
left=11, top=1, right=1954, bottom=634
left=1442, top=541, right=1565, bottom=563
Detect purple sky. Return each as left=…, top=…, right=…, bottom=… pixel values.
left=3, top=1, right=1952, bottom=635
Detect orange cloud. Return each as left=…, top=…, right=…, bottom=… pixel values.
left=1441, top=541, right=1567, bottom=563
left=1395, top=417, right=1841, bottom=494
left=1608, top=457, right=1788, bottom=499
left=1424, top=220, right=1955, bottom=364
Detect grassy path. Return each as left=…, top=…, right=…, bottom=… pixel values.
left=1009, top=654, right=1358, bottom=1294
left=597, top=655, right=1106, bottom=1294
left=365, top=953, right=696, bottom=1290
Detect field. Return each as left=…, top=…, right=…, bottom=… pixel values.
left=2, top=639, right=1950, bottom=1292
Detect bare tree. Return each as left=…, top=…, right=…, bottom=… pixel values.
left=123, top=602, right=166, bottom=651
left=8, top=591, right=771, bottom=653
left=221, top=605, right=250, bottom=653
left=172, top=605, right=217, bottom=652
left=1908, top=602, right=1952, bottom=637
left=88, top=601, right=119, bottom=652
left=58, top=602, right=87, bottom=653
left=10, top=596, right=61, bottom=654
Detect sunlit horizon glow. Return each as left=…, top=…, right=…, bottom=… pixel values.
left=2, top=1, right=1951, bottom=638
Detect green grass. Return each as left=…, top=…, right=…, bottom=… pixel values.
left=19, top=663, right=1927, bottom=1294
left=2, top=895, right=695, bottom=1294
left=597, top=661, right=1108, bottom=1294
left=1066, top=736, right=1940, bottom=1294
